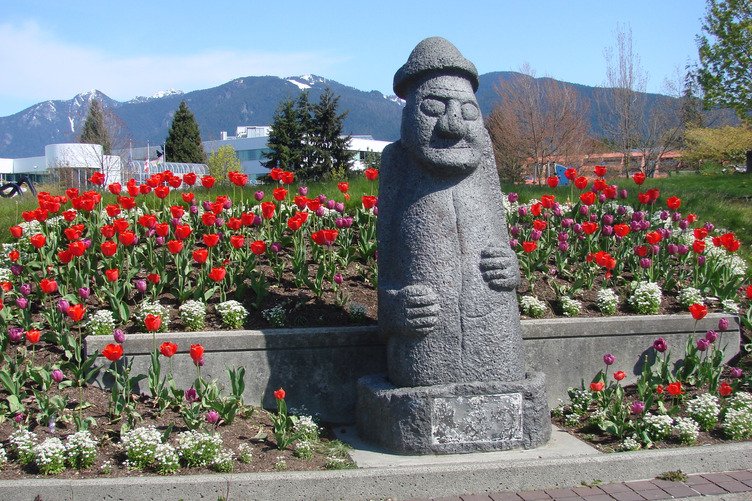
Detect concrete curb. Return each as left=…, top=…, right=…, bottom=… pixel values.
left=2, top=440, right=750, bottom=501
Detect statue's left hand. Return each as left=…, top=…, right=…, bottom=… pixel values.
left=480, top=245, right=520, bottom=290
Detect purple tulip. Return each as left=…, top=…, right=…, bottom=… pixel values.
left=718, top=318, right=729, bottom=331
left=113, top=329, right=126, bottom=344
left=672, top=212, right=682, bottom=222
left=651, top=245, right=660, bottom=256
left=252, top=215, right=262, bottom=227
left=155, top=236, right=165, bottom=246
left=20, top=283, right=32, bottom=296
left=679, top=220, right=689, bottom=230
left=57, top=299, right=70, bottom=314
left=630, top=221, right=641, bottom=232
left=667, top=243, right=678, bottom=255
left=705, top=330, right=718, bottom=343
left=508, top=192, right=519, bottom=203
left=632, top=211, right=644, bottom=222
left=579, top=205, right=589, bottom=216
left=185, top=387, right=199, bottom=403
left=78, top=287, right=91, bottom=300
left=135, top=279, right=147, bottom=293
left=298, top=186, right=308, bottom=196
left=530, top=229, right=542, bottom=241
left=373, top=206, right=378, bottom=216
left=333, top=273, right=343, bottom=285
left=335, top=202, right=345, bottom=213
left=729, top=367, right=743, bottom=379
left=205, top=410, right=220, bottom=424
left=617, top=205, right=627, bottom=215
left=509, top=239, right=519, bottom=248
left=189, top=205, right=199, bottom=215
left=696, top=338, right=710, bottom=351
left=215, top=218, right=225, bottom=227
left=573, top=224, right=583, bottom=235
left=51, top=369, right=64, bottom=383
left=171, top=217, right=181, bottom=226
left=557, top=231, right=569, bottom=242
left=324, top=199, right=334, bottom=210
left=335, top=218, right=345, bottom=229
left=315, top=207, right=326, bottom=217
left=552, top=205, right=563, bottom=217
left=602, top=214, right=614, bottom=225
left=146, top=228, right=156, bottom=238
left=598, top=193, right=607, bottom=203
left=697, top=255, right=706, bottom=266
left=677, top=244, right=689, bottom=255
left=603, top=353, right=616, bottom=366
left=270, top=242, right=283, bottom=254
left=202, top=201, right=212, bottom=211
left=16, top=298, right=28, bottom=309
left=640, top=258, right=652, bottom=269
left=223, top=198, right=232, bottom=209
left=704, top=222, right=714, bottom=232
left=14, top=413, right=24, bottom=424
left=561, top=218, right=574, bottom=229
left=557, top=241, right=569, bottom=252
left=630, top=401, right=645, bottom=415
left=619, top=189, right=628, bottom=199
left=518, top=206, right=528, bottom=217
left=660, top=210, right=669, bottom=220
left=10, top=264, right=23, bottom=276
left=317, top=194, right=327, bottom=203
left=653, top=338, right=668, bottom=353
left=589, top=213, right=598, bottom=222
left=8, top=327, right=24, bottom=343
left=602, top=225, right=613, bottom=236
left=640, top=221, right=651, bottom=231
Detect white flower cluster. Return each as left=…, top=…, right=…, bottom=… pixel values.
left=237, top=443, right=253, bottom=464
left=176, top=430, right=223, bottom=467
left=677, top=287, right=704, bottom=308
left=0, top=444, right=7, bottom=468
left=705, top=241, right=748, bottom=277
left=65, top=430, right=98, bottom=469
left=673, top=417, right=700, bottom=444
left=720, top=299, right=739, bottom=313
left=262, top=304, right=287, bottom=327
left=686, top=393, right=721, bottom=431
left=9, top=428, right=38, bottom=466
left=324, top=456, right=351, bottom=470
left=618, top=435, right=642, bottom=452
left=587, top=408, right=607, bottom=427
left=722, top=391, right=752, bottom=440
left=567, top=387, right=592, bottom=414
left=178, top=300, right=207, bottom=331
left=216, top=300, right=249, bottom=329
left=293, top=415, right=320, bottom=442
left=0, top=267, right=11, bottom=283
left=34, top=437, right=67, bottom=475
left=520, top=295, right=547, bottom=318
left=596, top=288, right=618, bottom=315
left=628, top=281, right=662, bottom=315
left=642, top=413, right=673, bottom=441
left=120, top=426, right=163, bottom=469
left=293, top=440, right=314, bottom=459
left=211, top=448, right=235, bottom=473
left=153, top=442, right=180, bottom=475
left=138, top=300, right=170, bottom=332
left=560, top=296, right=582, bottom=317
left=86, top=309, right=117, bottom=337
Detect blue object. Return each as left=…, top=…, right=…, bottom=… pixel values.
left=555, top=164, right=570, bottom=186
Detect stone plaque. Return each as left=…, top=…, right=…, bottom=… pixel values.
left=431, top=393, right=523, bottom=445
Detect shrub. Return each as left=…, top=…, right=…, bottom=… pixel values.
left=153, top=443, right=180, bottom=475
left=9, top=428, right=37, bottom=466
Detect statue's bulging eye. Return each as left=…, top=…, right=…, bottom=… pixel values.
left=461, top=102, right=480, bottom=121
left=420, top=98, right=446, bottom=117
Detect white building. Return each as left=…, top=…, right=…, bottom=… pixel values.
left=0, top=143, right=121, bottom=187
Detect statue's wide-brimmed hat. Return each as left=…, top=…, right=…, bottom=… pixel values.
left=393, top=37, right=479, bottom=99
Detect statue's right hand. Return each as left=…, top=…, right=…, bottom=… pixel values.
left=399, top=284, right=440, bottom=336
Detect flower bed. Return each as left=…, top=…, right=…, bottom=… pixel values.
left=0, top=166, right=751, bottom=478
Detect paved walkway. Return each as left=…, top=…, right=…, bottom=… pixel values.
left=406, top=470, right=752, bottom=501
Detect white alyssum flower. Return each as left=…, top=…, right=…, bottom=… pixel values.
left=619, top=435, right=642, bottom=451
left=628, top=281, right=662, bottom=315
left=262, top=305, right=287, bottom=327
left=211, top=448, right=235, bottom=473
left=153, top=442, right=180, bottom=475
left=9, top=428, right=38, bottom=466
left=34, top=437, right=67, bottom=475
left=86, top=309, right=117, bottom=337
left=726, top=391, right=752, bottom=411
left=0, top=444, right=7, bottom=467
left=293, top=440, right=314, bottom=459
left=237, top=443, right=253, bottom=464
left=520, top=295, right=547, bottom=318
left=561, top=296, right=582, bottom=317
left=178, top=300, right=207, bottom=331
left=596, top=288, right=618, bottom=315
left=293, top=415, right=320, bottom=442
left=216, top=300, right=249, bottom=329
left=677, top=287, right=704, bottom=308
left=722, top=407, right=752, bottom=440
left=686, top=394, right=721, bottom=431
left=643, top=413, right=673, bottom=440
left=120, top=426, right=163, bottom=469
left=176, top=430, right=223, bottom=467
left=673, top=417, right=700, bottom=444
left=720, top=299, right=739, bottom=313
left=65, top=430, right=98, bottom=469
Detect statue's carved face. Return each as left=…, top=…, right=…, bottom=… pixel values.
left=401, top=74, right=483, bottom=176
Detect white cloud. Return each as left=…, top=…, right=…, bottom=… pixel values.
left=0, top=21, right=347, bottom=113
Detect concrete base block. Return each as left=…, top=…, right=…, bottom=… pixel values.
left=356, top=372, right=550, bottom=454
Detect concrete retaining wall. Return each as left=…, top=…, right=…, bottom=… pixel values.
left=84, top=313, right=740, bottom=423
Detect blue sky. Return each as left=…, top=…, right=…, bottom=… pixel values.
left=1, top=0, right=708, bottom=117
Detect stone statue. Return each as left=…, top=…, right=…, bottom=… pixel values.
left=378, top=36, right=525, bottom=387
left=358, top=37, right=549, bottom=454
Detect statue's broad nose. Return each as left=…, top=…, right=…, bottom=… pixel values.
left=437, top=100, right=465, bottom=138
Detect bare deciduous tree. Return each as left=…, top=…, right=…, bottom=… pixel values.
left=486, top=64, right=590, bottom=183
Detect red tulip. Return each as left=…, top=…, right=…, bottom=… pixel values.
left=39, top=278, right=58, bottom=294
left=102, top=343, right=124, bottom=361
left=105, top=268, right=119, bottom=282
left=361, top=195, right=377, bottom=209
left=167, top=240, right=184, bottom=254
left=190, top=343, right=204, bottom=364
left=193, top=248, right=209, bottom=264
left=364, top=168, right=379, bottom=181
left=666, top=196, right=681, bottom=210
left=67, top=303, right=86, bottom=322
left=160, top=342, right=178, bottom=358
left=274, top=388, right=286, bottom=400
left=8, top=249, right=19, bottom=262
left=574, top=177, right=588, bottom=190
left=522, top=241, right=537, bottom=253
left=147, top=273, right=160, bottom=284
left=250, top=240, right=266, bottom=255
left=144, top=314, right=162, bottom=332
left=118, top=231, right=136, bottom=246
left=154, top=186, right=170, bottom=199
left=26, top=329, right=41, bottom=344
left=689, top=303, right=707, bottom=320
left=579, top=191, right=596, bottom=206
left=230, top=235, right=245, bottom=249
left=202, top=234, right=220, bottom=247
left=280, top=171, right=294, bottom=185
left=9, top=225, right=23, bottom=238
left=201, top=175, right=216, bottom=188
left=30, top=233, right=46, bottom=249
left=101, top=241, right=117, bottom=257
left=261, top=202, right=276, bottom=219
left=613, top=371, right=626, bottom=381
left=546, top=176, right=558, bottom=188
left=667, top=381, right=683, bottom=396
left=175, top=224, right=192, bottom=240
left=208, top=267, right=226, bottom=282
left=89, top=171, right=105, bottom=185
left=594, top=165, right=607, bottom=177
left=311, top=229, right=338, bottom=246
left=183, top=172, right=197, bottom=186
left=273, top=187, right=287, bottom=201
left=590, top=381, right=605, bottom=392
left=632, top=171, right=646, bottom=185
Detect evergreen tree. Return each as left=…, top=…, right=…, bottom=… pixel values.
left=295, top=91, right=316, bottom=174
left=681, top=71, right=704, bottom=130
left=79, top=99, right=112, bottom=155
left=308, top=88, right=352, bottom=179
left=262, top=98, right=304, bottom=170
left=165, top=101, right=206, bottom=164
